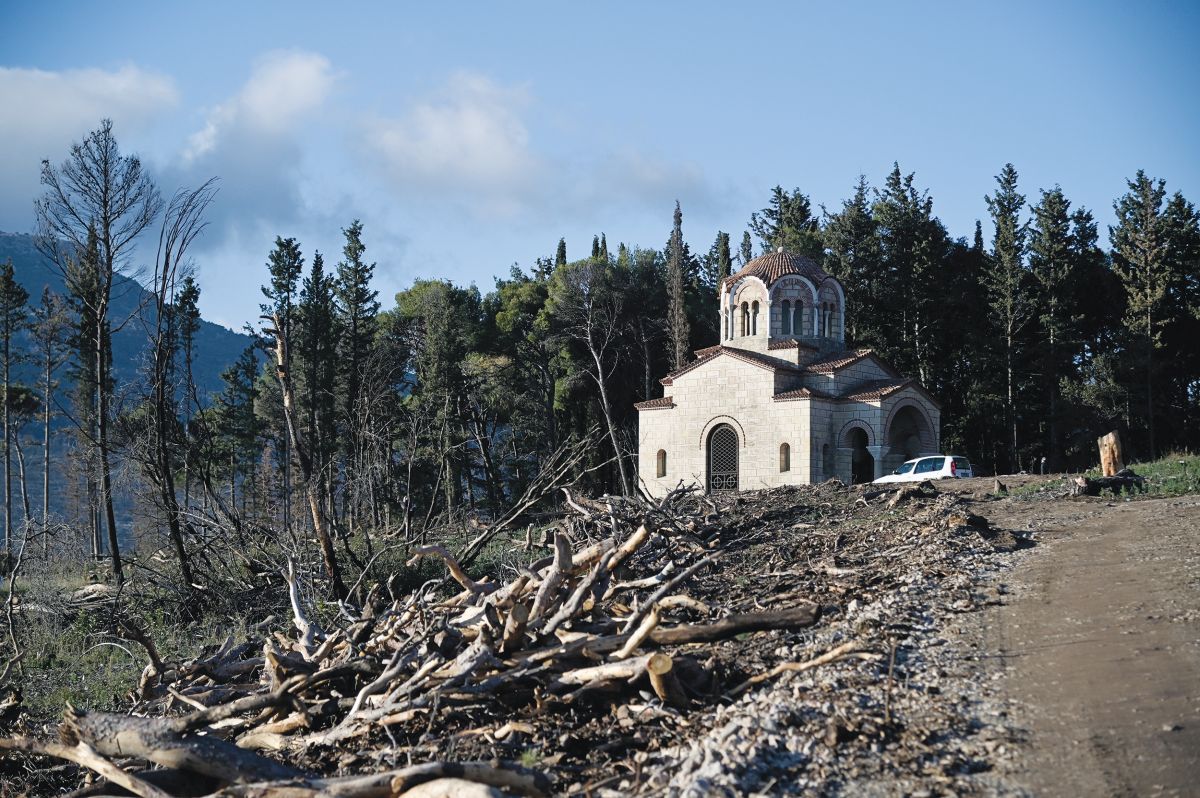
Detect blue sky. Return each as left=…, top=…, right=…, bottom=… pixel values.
left=2, top=1, right=1197, bottom=329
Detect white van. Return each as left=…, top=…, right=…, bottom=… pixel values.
left=873, top=455, right=974, bottom=484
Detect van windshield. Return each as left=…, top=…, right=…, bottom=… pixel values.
left=895, top=462, right=916, bottom=475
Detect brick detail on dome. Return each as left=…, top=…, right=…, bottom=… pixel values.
left=721, top=249, right=833, bottom=292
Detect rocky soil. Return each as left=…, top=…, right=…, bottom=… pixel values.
left=2, top=475, right=1197, bottom=797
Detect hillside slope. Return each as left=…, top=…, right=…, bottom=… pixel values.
left=0, top=231, right=254, bottom=400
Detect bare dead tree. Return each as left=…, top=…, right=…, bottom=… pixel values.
left=548, top=261, right=631, bottom=495
left=35, top=119, right=162, bottom=585
left=262, top=311, right=349, bottom=600
left=138, top=179, right=218, bottom=597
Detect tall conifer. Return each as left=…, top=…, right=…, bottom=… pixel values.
left=983, top=163, right=1029, bottom=468
left=666, top=201, right=690, bottom=370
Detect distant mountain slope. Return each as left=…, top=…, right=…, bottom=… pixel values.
left=0, top=231, right=254, bottom=401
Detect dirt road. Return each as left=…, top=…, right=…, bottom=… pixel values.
left=977, top=493, right=1200, bottom=796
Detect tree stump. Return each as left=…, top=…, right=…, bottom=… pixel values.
left=1098, top=431, right=1124, bottom=477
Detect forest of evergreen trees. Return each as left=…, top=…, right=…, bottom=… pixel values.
left=1, top=119, right=1198, bottom=594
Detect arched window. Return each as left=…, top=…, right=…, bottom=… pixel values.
left=723, top=310, right=729, bottom=340
left=751, top=301, right=760, bottom=335
left=792, top=303, right=802, bottom=337
left=779, top=442, right=791, bottom=472
left=818, top=302, right=828, bottom=336
left=740, top=302, right=749, bottom=336
left=656, top=449, right=667, bottom=478
left=781, top=300, right=792, bottom=335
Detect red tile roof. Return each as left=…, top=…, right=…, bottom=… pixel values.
left=721, top=249, right=834, bottom=292
left=801, top=348, right=875, bottom=374
left=660, top=346, right=803, bottom=385
left=839, top=379, right=912, bottom=402
left=773, top=386, right=833, bottom=402
left=767, top=337, right=820, bottom=351
left=633, top=395, right=676, bottom=410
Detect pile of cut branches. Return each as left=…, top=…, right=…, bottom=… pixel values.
left=0, top=487, right=830, bottom=797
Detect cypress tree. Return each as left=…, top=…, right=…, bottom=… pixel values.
left=555, top=238, right=567, bottom=268
left=591, top=235, right=601, bottom=260
left=599, top=234, right=609, bottom=263
left=666, top=201, right=690, bottom=370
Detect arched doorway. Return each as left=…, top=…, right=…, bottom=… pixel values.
left=886, top=404, right=934, bottom=472
left=708, top=424, right=739, bottom=492
left=847, top=427, right=874, bottom=484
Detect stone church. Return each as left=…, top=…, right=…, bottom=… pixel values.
left=636, top=248, right=941, bottom=496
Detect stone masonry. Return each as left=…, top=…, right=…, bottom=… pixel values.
left=636, top=249, right=940, bottom=497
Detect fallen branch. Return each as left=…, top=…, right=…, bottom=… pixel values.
left=730, top=640, right=880, bottom=695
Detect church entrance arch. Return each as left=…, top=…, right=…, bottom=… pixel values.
left=846, top=427, right=874, bottom=485
left=707, top=424, right=739, bottom=492
left=887, top=403, right=934, bottom=458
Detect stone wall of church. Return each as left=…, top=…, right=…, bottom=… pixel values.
left=638, top=354, right=943, bottom=496
left=638, top=356, right=817, bottom=497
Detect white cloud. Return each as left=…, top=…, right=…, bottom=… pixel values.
left=0, top=65, right=178, bottom=230
left=362, top=72, right=541, bottom=213
left=184, top=50, right=335, bottom=162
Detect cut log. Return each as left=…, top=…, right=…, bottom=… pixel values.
left=60, top=705, right=303, bottom=785
left=647, top=653, right=688, bottom=708
left=500, top=601, right=531, bottom=654
left=396, top=778, right=509, bottom=798
left=1069, top=470, right=1145, bottom=497
left=1098, top=430, right=1124, bottom=476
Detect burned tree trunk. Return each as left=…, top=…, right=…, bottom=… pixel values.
left=1097, top=430, right=1124, bottom=477
left=266, top=311, right=348, bottom=600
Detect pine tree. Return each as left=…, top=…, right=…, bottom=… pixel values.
left=1110, top=171, right=1170, bottom=458
left=873, top=165, right=949, bottom=383
left=301, top=252, right=338, bottom=479
left=823, top=176, right=880, bottom=343
left=334, top=221, right=380, bottom=529
left=983, top=163, right=1029, bottom=469
left=261, top=237, right=347, bottom=598
left=36, top=119, right=161, bottom=584
left=0, top=260, right=29, bottom=556
left=749, top=186, right=823, bottom=258
left=31, top=289, right=70, bottom=535
left=213, top=346, right=261, bottom=509
left=176, top=276, right=201, bottom=508
left=702, top=231, right=732, bottom=291
left=666, top=201, right=690, bottom=370
left=1029, top=187, right=1082, bottom=467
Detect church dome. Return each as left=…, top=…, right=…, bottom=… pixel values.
left=722, top=247, right=832, bottom=291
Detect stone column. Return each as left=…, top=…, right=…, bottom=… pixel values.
left=868, top=445, right=884, bottom=480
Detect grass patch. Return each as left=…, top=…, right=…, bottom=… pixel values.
left=1112, top=452, right=1200, bottom=497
